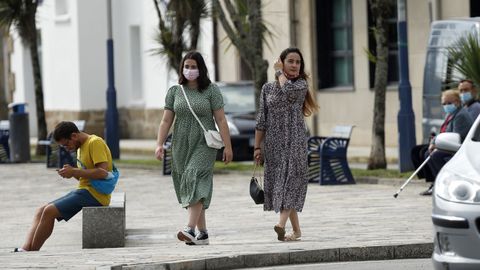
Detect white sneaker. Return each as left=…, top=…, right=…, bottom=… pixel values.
left=177, top=227, right=195, bottom=243
left=186, top=231, right=209, bottom=245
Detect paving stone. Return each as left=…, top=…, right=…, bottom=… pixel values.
left=0, top=163, right=433, bottom=269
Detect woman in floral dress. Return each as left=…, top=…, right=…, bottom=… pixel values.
left=254, top=47, right=318, bottom=241
left=155, top=52, right=233, bottom=245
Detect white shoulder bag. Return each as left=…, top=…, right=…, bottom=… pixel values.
left=180, top=85, right=225, bottom=149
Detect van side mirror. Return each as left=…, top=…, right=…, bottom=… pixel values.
left=435, top=132, right=461, bottom=153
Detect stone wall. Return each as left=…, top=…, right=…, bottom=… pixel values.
left=45, top=108, right=164, bottom=139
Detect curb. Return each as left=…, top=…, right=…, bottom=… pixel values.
left=111, top=243, right=433, bottom=270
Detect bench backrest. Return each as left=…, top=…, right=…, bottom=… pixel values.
left=331, top=125, right=354, bottom=138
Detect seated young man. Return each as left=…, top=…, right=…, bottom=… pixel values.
left=14, top=121, right=113, bottom=252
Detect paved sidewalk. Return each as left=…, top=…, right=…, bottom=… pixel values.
left=0, top=163, right=432, bottom=269
left=117, top=139, right=399, bottom=160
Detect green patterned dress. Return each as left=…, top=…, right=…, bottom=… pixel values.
left=164, top=84, right=224, bottom=209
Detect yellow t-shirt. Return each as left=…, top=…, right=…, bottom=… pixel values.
left=76, top=135, right=113, bottom=206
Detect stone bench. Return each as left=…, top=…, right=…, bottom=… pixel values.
left=82, top=192, right=126, bottom=248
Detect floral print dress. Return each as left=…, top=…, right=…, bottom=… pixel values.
left=256, top=78, right=309, bottom=213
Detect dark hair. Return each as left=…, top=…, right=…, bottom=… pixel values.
left=460, top=79, right=475, bottom=88
left=178, top=51, right=212, bottom=92
left=53, top=121, right=80, bottom=142
left=460, top=79, right=474, bottom=84
left=278, top=47, right=318, bottom=116
left=279, top=47, right=307, bottom=80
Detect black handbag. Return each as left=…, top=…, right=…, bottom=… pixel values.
left=250, top=164, right=264, bottom=204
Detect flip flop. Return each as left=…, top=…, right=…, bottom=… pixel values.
left=274, top=225, right=286, bottom=241
left=284, top=231, right=301, bottom=241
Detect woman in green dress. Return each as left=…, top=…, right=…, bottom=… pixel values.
left=155, top=52, right=233, bottom=245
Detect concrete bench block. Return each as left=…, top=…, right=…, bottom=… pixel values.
left=82, top=192, right=125, bottom=248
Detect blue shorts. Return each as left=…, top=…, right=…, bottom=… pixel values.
left=51, top=189, right=102, bottom=221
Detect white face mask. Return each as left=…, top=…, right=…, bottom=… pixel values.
left=183, top=68, right=199, bottom=81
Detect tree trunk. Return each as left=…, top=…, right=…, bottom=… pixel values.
left=27, top=19, right=47, bottom=155
left=253, top=59, right=268, bottom=110
left=0, top=30, right=8, bottom=120
left=249, top=0, right=268, bottom=110
left=213, top=0, right=267, bottom=110
left=367, top=0, right=389, bottom=170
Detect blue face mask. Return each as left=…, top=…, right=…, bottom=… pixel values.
left=460, top=92, right=473, bottom=104
left=443, top=104, right=457, bottom=114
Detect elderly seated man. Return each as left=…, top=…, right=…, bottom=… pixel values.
left=411, top=89, right=473, bottom=196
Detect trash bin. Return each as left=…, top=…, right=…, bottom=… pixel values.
left=8, top=102, right=30, bottom=162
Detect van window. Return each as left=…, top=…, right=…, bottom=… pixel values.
left=422, top=20, right=480, bottom=142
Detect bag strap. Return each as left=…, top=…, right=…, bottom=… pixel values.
left=76, top=158, right=117, bottom=172
left=252, top=163, right=263, bottom=187
left=179, top=85, right=208, bottom=133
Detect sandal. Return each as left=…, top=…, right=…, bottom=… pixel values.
left=274, top=225, right=286, bottom=241
left=284, top=231, right=301, bottom=241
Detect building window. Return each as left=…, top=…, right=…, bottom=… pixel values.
left=54, top=0, right=70, bottom=23
left=471, top=0, right=480, bottom=17
left=368, top=0, right=398, bottom=88
left=55, top=0, right=68, bottom=16
left=316, top=0, right=353, bottom=89
left=130, top=26, right=143, bottom=101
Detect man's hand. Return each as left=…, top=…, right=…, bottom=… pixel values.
left=58, top=164, right=76, bottom=179
left=428, top=143, right=436, bottom=153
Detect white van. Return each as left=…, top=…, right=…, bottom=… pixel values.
left=422, top=18, right=480, bottom=143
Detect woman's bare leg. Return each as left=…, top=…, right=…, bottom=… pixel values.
left=278, top=209, right=292, bottom=228
left=187, top=202, right=203, bottom=229
left=197, top=209, right=206, bottom=232
left=289, top=210, right=301, bottom=234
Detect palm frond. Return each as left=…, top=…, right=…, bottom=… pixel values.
left=0, top=0, right=38, bottom=45
left=152, top=0, right=208, bottom=73
left=446, top=32, right=480, bottom=88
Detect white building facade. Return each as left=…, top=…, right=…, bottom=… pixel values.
left=9, top=0, right=214, bottom=138
left=8, top=0, right=480, bottom=149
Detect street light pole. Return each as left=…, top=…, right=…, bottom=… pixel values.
left=397, top=0, right=416, bottom=172
left=105, top=0, right=119, bottom=159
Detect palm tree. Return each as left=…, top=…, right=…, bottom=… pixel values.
left=0, top=0, right=47, bottom=155
left=367, top=0, right=394, bottom=170
left=212, top=0, right=269, bottom=110
left=447, top=32, right=480, bottom=87
left=152, top=0, right=208, bottom=75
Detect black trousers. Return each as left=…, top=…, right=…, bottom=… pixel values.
left=410, top=144, right=434, bottom=182
left=428, top=150, right=453, bottom=181
left=411, top=144, right=453, bottom=182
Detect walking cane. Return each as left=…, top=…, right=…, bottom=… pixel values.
left=393, top=155, right=431, bottom=198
